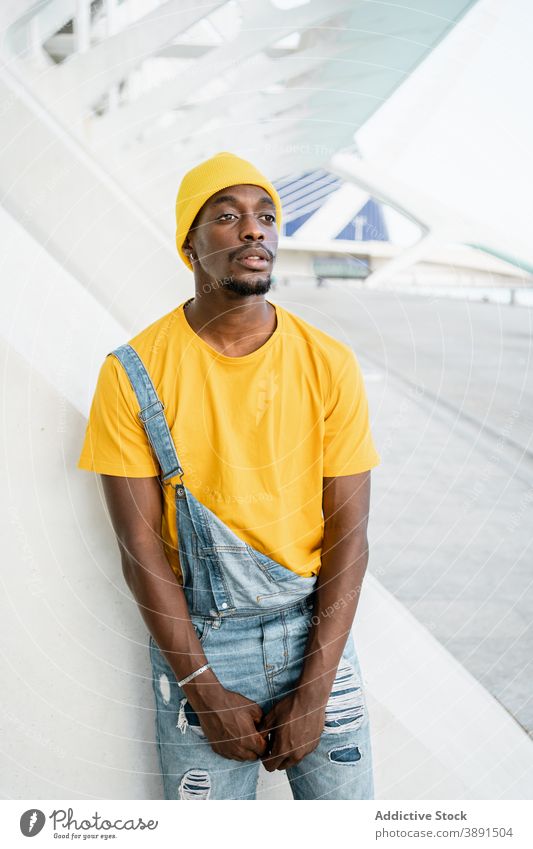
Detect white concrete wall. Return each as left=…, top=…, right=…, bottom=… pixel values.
left=0, top=66, right=190, bottom=332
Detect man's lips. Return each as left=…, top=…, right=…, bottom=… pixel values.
left=233, top=254, right=271, bottom=270
left=232, top=245, right=272, bottom=267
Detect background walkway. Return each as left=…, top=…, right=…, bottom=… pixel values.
left=274, top=281, right=533, bottom=738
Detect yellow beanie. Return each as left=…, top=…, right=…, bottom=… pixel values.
left=175, top=151, right=283, bottom=271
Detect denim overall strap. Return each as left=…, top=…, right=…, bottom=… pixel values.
left=108, top=344, right=184, bottom=486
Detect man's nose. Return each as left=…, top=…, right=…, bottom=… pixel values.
left=238, top=213, right=265, bottom=241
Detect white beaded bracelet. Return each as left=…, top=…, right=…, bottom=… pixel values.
left=177, top=663, right=211, bottom=688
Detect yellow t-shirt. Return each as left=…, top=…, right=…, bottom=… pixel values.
left=78, top=299, right=380, bottom=578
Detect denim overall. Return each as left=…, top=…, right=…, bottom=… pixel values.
left=110, top=343, right=374, bottom=800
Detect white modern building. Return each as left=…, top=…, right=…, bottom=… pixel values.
left=1, top=0, right=532, bottom=800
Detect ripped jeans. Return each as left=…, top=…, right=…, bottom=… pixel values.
left=149, top=600, right=374, bottom=800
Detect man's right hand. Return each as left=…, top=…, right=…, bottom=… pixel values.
left=184, top=680, right=267, bottom=761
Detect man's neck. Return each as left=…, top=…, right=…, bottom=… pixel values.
left=183, top=294, right=277, bottom=357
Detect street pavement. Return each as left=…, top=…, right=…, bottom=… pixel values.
left=273, top=279, right=533, bottom=737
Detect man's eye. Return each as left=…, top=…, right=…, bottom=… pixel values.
left=218, top=213, right=275, bottom=222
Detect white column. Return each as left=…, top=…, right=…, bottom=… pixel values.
left=105, top=0, right=119, bottom=111
left=74, top=0, right=90, bottom=54
left=365, top=232, right=436, bottom=288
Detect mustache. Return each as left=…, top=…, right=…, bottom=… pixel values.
left=231, top=246, right=274, bottom=261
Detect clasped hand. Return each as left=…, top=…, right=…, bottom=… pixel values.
left=192, top=685, right=325, bottom=770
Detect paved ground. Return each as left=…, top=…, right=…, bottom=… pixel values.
left=273, top=280, right=533, bottom=737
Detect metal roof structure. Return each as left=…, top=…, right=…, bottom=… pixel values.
left=2, top=0, right=476, bottom=248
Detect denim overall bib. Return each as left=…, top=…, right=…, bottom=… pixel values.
left=110, top=343, right=374, bottom=801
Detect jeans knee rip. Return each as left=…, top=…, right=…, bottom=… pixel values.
left=179, top=769, right=211, bottom=800
left=177, top=697, right=206, bottom=738
left=158, top=673, right=171, bottom=705
left=324, top=658, right=365, bottom=734
left=328, top=744, right=362, bottom=764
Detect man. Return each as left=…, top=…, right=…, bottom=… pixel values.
left=78, top=151, right=380, bottom=800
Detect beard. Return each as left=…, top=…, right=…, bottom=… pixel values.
left=220, top=275, right=272, bottom=297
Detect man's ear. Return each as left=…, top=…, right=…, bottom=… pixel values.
left=182, top=238, right=195, bottom=261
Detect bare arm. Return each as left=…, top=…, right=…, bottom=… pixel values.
left=100, top=474, right=266, bottom=760
left=297, top=470, right=371, bottom=694
left=261, top=470, right=371, bottom=771
left=101, top=475, right=207, bottom=677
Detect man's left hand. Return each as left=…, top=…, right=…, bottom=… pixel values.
left=258, top=692, right=326, bottom=771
